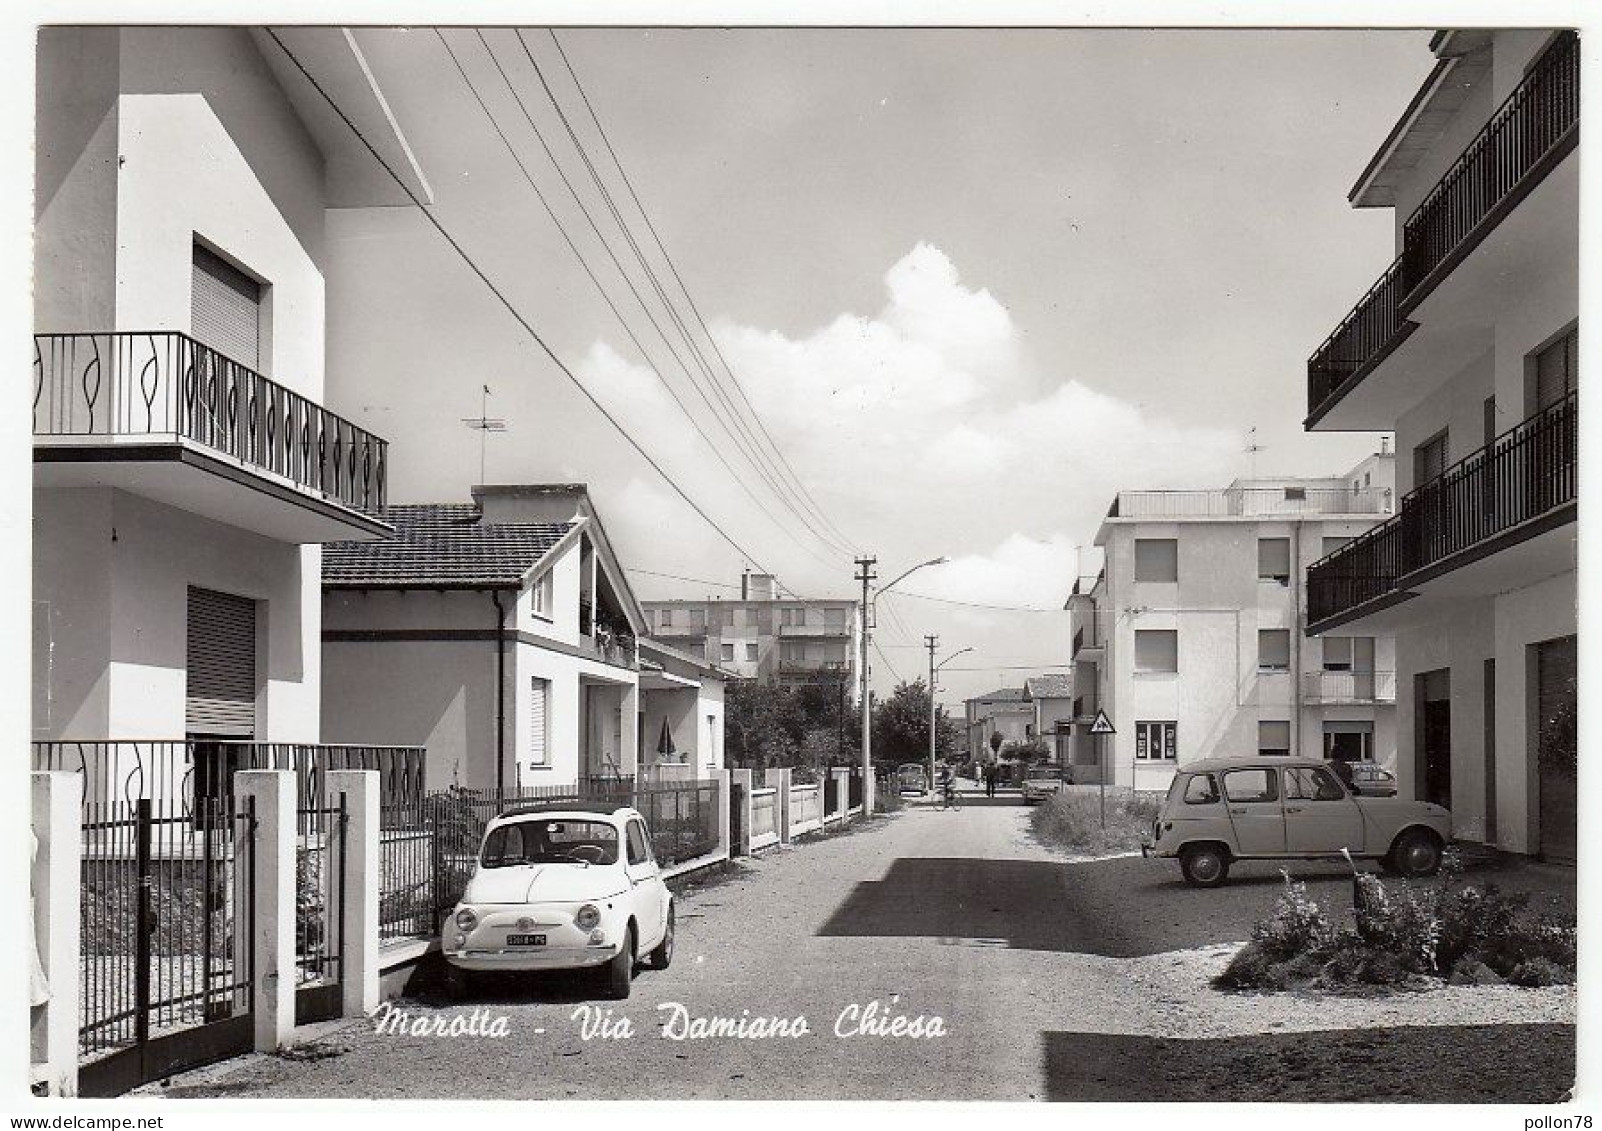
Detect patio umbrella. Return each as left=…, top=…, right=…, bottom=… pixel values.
left=656, top=717, right=677, bottom=759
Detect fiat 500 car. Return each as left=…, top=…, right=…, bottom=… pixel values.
left=442, top=802, right=673, bottom=999
left=1141, top=757, right=1452, bottom=888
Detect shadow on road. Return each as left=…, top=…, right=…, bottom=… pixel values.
left=1039, top=1023, right=1575, bottom=1102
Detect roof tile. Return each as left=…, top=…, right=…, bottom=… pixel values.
left=323, top=504, right=572, bottom=588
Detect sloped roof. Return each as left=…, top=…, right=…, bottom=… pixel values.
left=970, top=687, right=1027, bottom=703
left=1024, top=675, right=1073, bottom=700
left=323, top=504, right=573, bottom=588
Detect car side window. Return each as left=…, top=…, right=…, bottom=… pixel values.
left=1222, top=768, right=1279, bottom=803
left=1182, top=773, right=1220, bottom=804
left=1286, top=767, right=1348, bottom=801
left=625, top=820, right=650, bottom=866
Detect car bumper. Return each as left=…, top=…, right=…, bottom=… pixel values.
left=443, top=942, right=621, bottom=972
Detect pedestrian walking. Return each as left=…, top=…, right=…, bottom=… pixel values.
left=985, top=763, right=997, bottom=798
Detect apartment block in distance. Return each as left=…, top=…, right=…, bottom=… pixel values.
left=1067, top=457, right=1399, bottom=791
left=1302, top=29, right=1577, bottom=862
left=642, top=572, right=859, bottom=688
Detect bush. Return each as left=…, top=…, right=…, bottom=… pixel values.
left=1251, top=874, right=1333, bottom=960
left=1509, top=956, right=1574, bottom=988
left=1028, top=788, right=1162, bottom=855
left=1215, top=942, right=1283, bottom=991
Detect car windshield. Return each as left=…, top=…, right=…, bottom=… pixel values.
left=1028, top=765, right=1062, bottom=777
left=481, top=819, right=620, bottom=867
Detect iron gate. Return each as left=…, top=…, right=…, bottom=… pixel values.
left=294, top=789, right=348, bottom=1025
left=78, top=796, right=254, bottom=1098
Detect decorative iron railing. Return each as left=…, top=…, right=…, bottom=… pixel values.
left=1307, top=257, right=1414, bottom=418
left=33, top=331, right=388, bottom=514
left=1308, top=392, right=1576, bottom=625
left=1402, top=31, right=1580, bottom=297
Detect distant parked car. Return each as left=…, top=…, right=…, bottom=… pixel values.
left=1141, top=757, right=1451, bottom=888
left=441, top=802, right=673, bottom=999
left=1020, top=762, right=1070, bottom=804
left=896, top=762, right=929, bottom=794
left=1348, top=762, right=1399, bottom=797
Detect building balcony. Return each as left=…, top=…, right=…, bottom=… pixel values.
left=778, top=659, right=851, bottom=680
left=1301, top=670, right=1397, bottom=704
left=33, top=332, right=391, bottom=542
left=777, top=622, right=852, bottom=638
left=1307, top=393, right=1575, bottom=632
left=1108, top=487, right=1389, bottom=519
left=1307, top=31, right=1579, bottom=428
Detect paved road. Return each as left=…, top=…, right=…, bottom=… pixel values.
left=161, top=802, right=1575, bottom=1102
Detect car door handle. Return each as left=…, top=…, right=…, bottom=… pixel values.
left=1285, top=806, right=1304, bottom=814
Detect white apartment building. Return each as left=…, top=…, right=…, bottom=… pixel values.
left=32, top=27, right=424, bottom=798
left=1067, top=458, right=1399, bottom=792
left=643, top=572, right=859, bottom=689
left=1302, top=29, right=1577, bottom=861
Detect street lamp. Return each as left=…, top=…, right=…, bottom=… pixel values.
left=859, top=556, right=948, bottom=812
left=929, top=646, right=973, bottom=793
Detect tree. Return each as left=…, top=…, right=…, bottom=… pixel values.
left=989, top=731, right=1003, bottom=757
left=870, top=679, right=960, bottom=768
left=1000, top=737, right=1050, bottom=763
left=725, top=678, right=858, bottom=769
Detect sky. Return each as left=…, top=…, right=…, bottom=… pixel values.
left=323, top=27, right=1433, bottom=706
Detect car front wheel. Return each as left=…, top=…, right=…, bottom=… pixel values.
left=604, top=925, right=635, bottom=1000
left=647, top=903, right=675, bottom=970
left=1390, top=830, right=1443, bottom=878
left=1179, top=844, right=1230, bottom=888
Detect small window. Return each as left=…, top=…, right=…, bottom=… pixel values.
left=1183, top=773, right=1220, bottom=804
left=659, top=608, right=673, bottom=628
left=1223, top=768, right=1279, bottom=803
left=1258, top=629, right=1291, bottom=672
left=1258, top=538, right=1291, bottom=583
left=720, top=643, right=734, bottom=662
left=1258, top=720, right=1291, bottom=757
left=1284, top=487, right=1306, bottom=502
left=1284, top=766, right=1347, bottom=802
left=528, top=677, right=550, bottom=767
left=825, top=607, right=846, bottom=629
left=1134, top=630, right=1178, bottom=673
left=1135, top=720, right=1177, bottom=761
left=745, top=643, right=758, bottom=662
left=531, top=571, right=554, bottom=617
left=1134, top=538, right=1179, bottom=583
left=689, top=608, right=706, bottom=630
left=626, top=820, right=650, bottom=865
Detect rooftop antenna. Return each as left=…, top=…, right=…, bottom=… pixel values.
left=1245, top=426, right=1265, bottom=479
left=461, top=384, right=508, bottom=485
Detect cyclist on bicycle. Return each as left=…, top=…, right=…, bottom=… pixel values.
left=936, top=764, right=959, bottom=809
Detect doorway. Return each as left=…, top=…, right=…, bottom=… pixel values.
left=1415, top=668, right=1451, bottom=808
left=1534, top=636, right=1576, bottom=864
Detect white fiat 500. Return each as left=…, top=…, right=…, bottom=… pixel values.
left=442, top=803, right=673, bottom=999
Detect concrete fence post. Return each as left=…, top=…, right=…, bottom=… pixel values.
left=729, top=768, right=753, bottom=856
left=713, top=769, right=732, bottom=861
left=235, top=770, right=296, bottom=1052
left=31, top=771, right=81, bottom=1097
left=775, top=767, right=793, bottom=843
left=832, top=768, right=850, bottom=826
left=328, top=770, right=380, bottom=1018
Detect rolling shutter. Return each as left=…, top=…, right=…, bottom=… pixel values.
left=528, top=677, right=550, bottom=768
left=186, top=586, right=257, bottom=737
left=192, top=245, right=262, bottom=369
left=1535, top=327, right=1578, bottom=411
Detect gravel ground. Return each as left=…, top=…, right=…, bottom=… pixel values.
left=147, top=802, right=1576, bottom=1102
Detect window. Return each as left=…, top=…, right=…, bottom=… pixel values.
left=825, top=606, right=847, bottom=630
left=1258, top=538, right=1290, bottom=583
left=1134, top=630, right=1178, bottom=673
left=531, top=571, right=553, bottom=618
left=1284, top=766, right=1346, bottom=802
left=528, top=677, right=550, bottom=767
left=626, top=820, right=651, bottom=865
left=192, top=243, right=262, bottom=369
left=689, top=608, right=706, bottom=631
left=1136, top=721, right=1177, bottom=761
left=1323, top=720, right=1374, bottom=763
left=659, top=608, right=673, bottom=628
left=1223, top=768, right=1279, bottom=803
left=720, top=643, right=734, bottom=662
left=782, top=606, right=806, bottom=627
left=1284, top=487, right=1306, bottom=502
left=1533, top=326, right=1578, bottom=412
left=781, top=642, right=804, bottom=661
left=1183, top=773, right=1220, bottom=804
left=1134, top=538, right=1179, bottom=583
left=1322, top=535, right=1352, bottom=557
left=1414, top=429, right=1448, bottom=487
left=1322, top=637, right=1353, bottom=671
left=1257, top=629, right=1291, bottom=672
left=1258, top=720, right=1291, bottom=757
left=745, top=643, right=758, bottom=662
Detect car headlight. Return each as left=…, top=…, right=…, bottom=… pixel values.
left=575, top=904, right=601, bottom=931
left=455, top=907, right=478, bottom=932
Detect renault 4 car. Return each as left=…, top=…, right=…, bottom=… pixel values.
left=1141, top=757, right=1452, bottom=887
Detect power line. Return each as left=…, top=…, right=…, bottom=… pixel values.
left=891, top=589, right=1069, bottom=613
left=871, top=639, right=902, bottom=683
left=624, top=568, right=743, bottom=590
left=545, top=29, right=859, bottom=556
left=436, top=30, right=833, bottom=579
left=939, top=663, right=1073, bottom=672
left=263, top=28, right=776, bottom=577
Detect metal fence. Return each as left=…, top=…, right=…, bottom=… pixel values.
left=293, top=793, right=346, bottom=1025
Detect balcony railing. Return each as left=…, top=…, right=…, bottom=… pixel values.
left=1307, top=31, right=1579, bottom=422
left=1402, top=31, right=1579, bottom=299
left=1109, top=487, right=1389, bottom=519
left=1309, top=392, right=1576, bottom=625
left=1302, top=670, right=1397, bottom=704
left=33, top=331, right=387, bottom=514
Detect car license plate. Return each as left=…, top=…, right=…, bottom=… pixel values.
left=506, top=933, right=546, bottom=947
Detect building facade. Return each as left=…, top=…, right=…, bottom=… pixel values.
left=642, top=572, right=859, bottom=689
left=32, top=27, right=417, bottom=797
left=639, top=639, right=730, bottom=778
left=1068, top=462, right=1400, bottom=791
left=321, top=486, right=646, bottom=791
left=1302, top=29, right=1577, bottom=861
left=1022, top=675, right=1075, bottom=763
left=963, top=687, right=1034, bottom=762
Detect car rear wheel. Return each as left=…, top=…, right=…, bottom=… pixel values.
left=604, top=925, right=635, bottom=1000
left=647, top=903, right=675, bottom=970
left=1390, top=830, right=1442, bottom=878
left=1179, top=844, right=1230, bottom=888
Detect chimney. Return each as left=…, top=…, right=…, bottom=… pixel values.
left=747, top=573, right=775, bottom=601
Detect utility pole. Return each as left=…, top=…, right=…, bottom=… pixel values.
left=855, top=556, right=877, bottom=813
left=926, top=634, right=939, bottom=795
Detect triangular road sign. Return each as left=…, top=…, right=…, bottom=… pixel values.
left=1089, top=710, right=1116, bottom=735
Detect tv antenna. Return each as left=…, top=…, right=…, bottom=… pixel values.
left=461, top=384, right=508, bottom=485
left=1245, top=426, right=1265, bottom=479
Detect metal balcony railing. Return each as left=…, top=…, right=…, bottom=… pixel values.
left=1109, top=487, right=1389, bottom=519
left=34, top=331, right=388, bottom=513
left=1301, top=670, right=1397, bottom=703
left=1306, top=31, right=1579, bottom=423
left=1308, top=392, right=1576, bottom=625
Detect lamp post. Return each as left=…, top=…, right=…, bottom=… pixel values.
left=929, top=645, right=973, bottom=794
left=859, top=556, right=947, bottom=813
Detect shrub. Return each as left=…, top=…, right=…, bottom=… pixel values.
left=1448, top=956, right=1503, bottom=986
left=1214, top=942, right=1283, bottom=991
left=1509, top=956, right=1574, bottom=988
left=1250, top=874, right=1333, bottom=960
left=1028, top=788, right=1162, bottom=855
